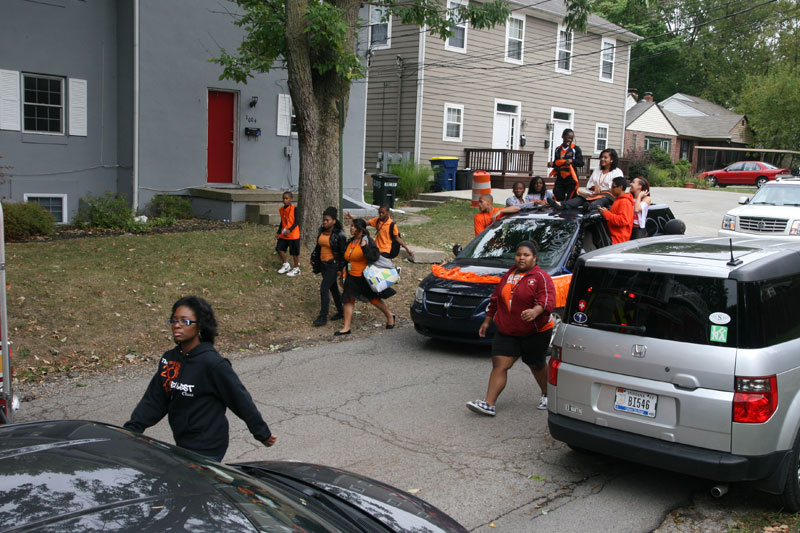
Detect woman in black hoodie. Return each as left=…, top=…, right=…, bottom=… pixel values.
left=124, top=296, right=276, bottom=461
left=311, top=206, right=347, bottom=326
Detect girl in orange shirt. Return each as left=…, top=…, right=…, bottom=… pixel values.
left=335, top=218, right=396, bottom=335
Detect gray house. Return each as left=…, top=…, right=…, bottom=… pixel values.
left=364, top=0, right=637, bottom=187
left=0, top=0, right=368, bottom=223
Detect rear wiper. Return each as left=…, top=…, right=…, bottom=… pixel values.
left=589, top=322, right=646, bottom=334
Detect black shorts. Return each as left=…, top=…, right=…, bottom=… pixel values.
left=276, top=238, right=300, bottom=256
left=491, top=330, right=551, bottom=370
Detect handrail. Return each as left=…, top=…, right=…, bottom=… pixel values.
left=464, top=149, right=535, bottom=177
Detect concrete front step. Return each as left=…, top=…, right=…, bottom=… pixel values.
left=400, top=245, right=446, bottom=264
left=409, top=199, right=443, bottom=208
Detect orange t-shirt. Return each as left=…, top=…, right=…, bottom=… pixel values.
left=344, top=238, right=368, bottom=277
left=278, top=204, right=300, bottom=240
left=474, top=208, right=503, bottom=236
left=368, top=217, right=400, bottom=254
left=318, top=233, right=334, bottom=262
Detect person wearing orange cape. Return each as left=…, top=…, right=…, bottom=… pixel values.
left=547, top=129, right=584, bottom=202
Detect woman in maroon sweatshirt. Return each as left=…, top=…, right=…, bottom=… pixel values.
left=466, top=241, right=556, bottom=416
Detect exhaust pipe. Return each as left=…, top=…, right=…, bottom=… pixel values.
left=710, top=484, right=729, bottom=498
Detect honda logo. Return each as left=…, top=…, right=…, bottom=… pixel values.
left=632, top=344, right=646, bottom=358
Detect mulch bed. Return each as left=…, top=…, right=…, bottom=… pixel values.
left=16, top=219, right=243, bottom=243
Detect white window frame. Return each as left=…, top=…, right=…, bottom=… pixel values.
left=599, top=38, right=615, bottom=83
left=645, top=136, right=670, bottom=152
left=22, top=73, right=65, bottom=135
left=24, top=193, right=68, bottom=224
left=555, top=25, right=573, bottom=74
left=594, top=123, right=609, bottom=153
left=443, top=103, right=464, bottom=142
left=504, top=14, right=524, bottom=64
left=276, top=94, right=297, bottom=137
left=369, top=4, right=391, bottom=50
left=444, top=0, right=468, bottom=54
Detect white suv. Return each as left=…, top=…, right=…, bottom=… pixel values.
left=720, top=177, right=800, bottom=239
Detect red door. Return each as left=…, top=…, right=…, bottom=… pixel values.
left=207, top=90, right=235, bottom=183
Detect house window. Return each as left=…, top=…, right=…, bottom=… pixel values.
left=443, top=103, right=463, bottom=142
left=555, top=25, right=573, bottom=73
left=600, top=38, right=615, bottom=82
left=277, top=94, right=297, bottom=136
left=445, top=0, right=468, bottom=53
left=24, top=194, right=67, bottom=224
left=505, top=15, right=524, bottom=64
left=645, top=136, right=670, bottom=152
left=595, top=124, right=609, bottom=152
left=369, top=5, right=391, bottom=49
left=23, top=74, right=64, bottom=134
left=632, top=134, right=638, bottom=148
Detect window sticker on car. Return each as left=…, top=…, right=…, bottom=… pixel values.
left=709, top=312, right=731, bottom=325
left=573, top=312, right=587, bottom=324
left=710, top=325, right=729, bottom=343
left=577, top=300, right=587, bottom=311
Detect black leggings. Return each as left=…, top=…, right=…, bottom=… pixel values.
left=319, top=261, right=343, bottom=317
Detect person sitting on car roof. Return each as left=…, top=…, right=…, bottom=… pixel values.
left=597, top=176, right=634, bottom=244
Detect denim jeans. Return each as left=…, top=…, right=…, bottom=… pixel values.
left=319, top=260, right=343, bottom=317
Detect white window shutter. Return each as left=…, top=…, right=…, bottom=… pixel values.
left=0, top=69, right=20, bottom=131
left=277, top=94, right=292, bottom=137
left=68, top=78, right=87, bottom=136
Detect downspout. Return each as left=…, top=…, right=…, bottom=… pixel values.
left=132, top=0, right=140, bottom=213
left=395, top=55, right=403, bottom=152
left=413, top=27, right=426, bottom=164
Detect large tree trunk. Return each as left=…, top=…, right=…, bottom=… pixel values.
left=285, top=0, right=358, bottom=252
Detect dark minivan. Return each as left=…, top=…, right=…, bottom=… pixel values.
left=410, top=204, right=677, bottom=344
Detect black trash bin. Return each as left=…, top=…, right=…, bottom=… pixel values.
left=456, top=169, right=474, bottom=190
left=372, top=173, right=399, bottom=208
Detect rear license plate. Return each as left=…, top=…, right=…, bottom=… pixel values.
left=614, top=387, right=657, bottom=418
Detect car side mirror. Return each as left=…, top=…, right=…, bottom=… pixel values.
left=452, top=244, right=462, bottom=256
left=739, top=196, right=749, bottom=205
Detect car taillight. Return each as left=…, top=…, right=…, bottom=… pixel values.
left=733, top=375, right=777, bottom=423
left=548, top=346, right=561, bottom=386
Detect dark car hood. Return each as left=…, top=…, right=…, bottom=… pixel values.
left=239, top=461, right=468, bottom=533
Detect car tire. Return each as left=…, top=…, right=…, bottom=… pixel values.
left=707, top=176, right=717, bottom=188
left=756, top=176, right=769, bottom=188
left=780, top=430, right=800, bottom=512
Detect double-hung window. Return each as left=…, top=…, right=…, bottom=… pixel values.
left=445, top=0, right=468, bottom=53
left=555, top=25, right=573, bottom=73
left=369, top=5, right=391, bottom=49
left=599, top=38, right=615, bottom=82
left=443, top=103, right=464, bottom=142
left=23, top=74, right=64, bottom=134
left=505, top=15, right=524, bottom=64
left=595, top=124, right=609, bottom=152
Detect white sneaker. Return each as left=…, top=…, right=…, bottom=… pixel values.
left=537, top=395, right=548, bottom=410
left=286, top=266, right=301, bottom=277
left=277, top=262, right=291, bottom=274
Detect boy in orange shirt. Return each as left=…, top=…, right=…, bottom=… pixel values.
left=276, top=191, right=301, bottom=276
left=474, top=194, right=504, bottom=235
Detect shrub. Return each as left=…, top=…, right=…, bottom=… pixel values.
left=390, top=160, right=432, bottom=201
left=648, top=146, right=674, bottom=170
left=150, top=194, right=192, bottom=219
left=627, top=151, right=650, bottom=180
left=74, top=192, right=133, bottom=229
left=3, top=201, right=56, bottom=240
left=671, top=158, right=691, bottom=182
left=647, top=165, right=672, bottom=187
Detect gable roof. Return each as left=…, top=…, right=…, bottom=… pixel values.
left=511, top=0, right=640, bottom=42
left=625, top=101, right=655, bottom=127
left=658, top=93, right=746, bottom=140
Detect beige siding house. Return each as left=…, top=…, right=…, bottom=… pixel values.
left=364, top=0, right=638, bottom=187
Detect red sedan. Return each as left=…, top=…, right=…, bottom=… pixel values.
left=702, top=161, right=790, bottom=188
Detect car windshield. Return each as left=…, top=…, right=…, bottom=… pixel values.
left=750, top=185, right=800, bottom=206
left=460, top=217, right=578, bottom=271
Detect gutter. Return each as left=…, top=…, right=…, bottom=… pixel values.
left=413, top=26, right=426, bottom=163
